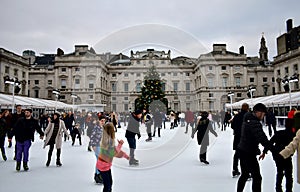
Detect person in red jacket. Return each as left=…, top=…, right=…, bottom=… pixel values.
left=185, top=108, right=194, bottom=134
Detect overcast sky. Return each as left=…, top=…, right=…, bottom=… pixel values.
left=1, top=0, right=299, bottom=59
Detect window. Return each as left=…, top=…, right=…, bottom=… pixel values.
left=237, top=93, right=242, bottom=97
left=89, top=79, right=94, bottom=89
left=112, top=97, right=116, bottom=101
left=124, top=73, right=129, bottom=77
left=222, top=77, right=228, bottom=87
left=277, top=70, right=281, bottom=76
left=61, top=68, right=66, bottom=72
left=136, top=82, right=141, bottom=92
left=173, top=72, right=177, bottom=76
left=186, top=72, right=190, bottom=76
left=161, top=73, right=165, bottom=76
left=285, top=67, right=289, bottom=74
left=234, top=65, right=240, bottom=70
left=263, top=87, right=268, bottom=96
left=186, top=96, right=190, bottom=100
left=22, top=72, right=26, bottom=78
left=61, top=79, right=66, bottom=88
left=208, top=66, right=213, bottom=71
left=34, top=80, right=39, bottom=85
left=161, top=82, right=166, bottom=91
left=47, top=90, right=52, bottom=98
left=112, top=83, right=117, bottom=92
left=88, top=95, right=94, bottom=100
left=136, top=73, right=141, bottom=77
left=186, top=103, right=191, bottom=109
left=209, top=93, right=214, bottom=97
left=209, top=101, right=214, bottom=110
left=48, top=80, right=52, bottom=85
left=124, top=104, right=128, bottom=111
left=112, top=73, right=116, bottom=78
left=75, top=67, right=80, bottom=72
left=75, top=79, right=80, bottom=89
left=263, top=77, right=268, bottom=82
left=60, top=95, right=66, bottom=100
left=185, top=82, right=190, bottom=91
left=294, top=64, right=298, bottom=72
left=124, top=96, right=128, bottom=100
left=173, top=82, right=178, bottom=91
left=112, top=104, right=116, bottom=112
left=34, top=90, right=39, bottom=98
left=235, top=77, right=241, bottom=87
left=124, top=83, right=129, bottom=92
left=250, top=77, right=255, bottom=83
left=5, top=66, right=9, bottom=73
left=14, top=69, right=18, bottom=76
left=221, top=66, right=226, bottom=70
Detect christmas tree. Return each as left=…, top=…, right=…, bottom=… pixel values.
left=135, top=65, right=168, bottom=112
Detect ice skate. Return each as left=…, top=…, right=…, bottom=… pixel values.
left=129, top=158, right=139, bottom=166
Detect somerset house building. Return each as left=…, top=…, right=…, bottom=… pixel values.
left=1, top=35, right=277, bottom=113
left=21, top=33, right=275, bottom=113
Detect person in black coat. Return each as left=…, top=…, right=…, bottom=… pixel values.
left=266, top=108, right=277, bottom=137
left=236, top=103, right=275, bottom=192
left=261, top=126, right=295, bottom=192
left=125, top=110, right=142, bottom=166
left=0, top=111, right=8, bottom=161
left=9, top=108, right=44, bottom=171
left=191, top=111, right=218, bottom=165
left=231, top=103, right=249, bottom=177
left=152, top=109, right=163, bottom=138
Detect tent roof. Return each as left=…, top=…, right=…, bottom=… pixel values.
left=225, top=91, right=300, bottom=109
left=0, top=93, right=72, bottom=109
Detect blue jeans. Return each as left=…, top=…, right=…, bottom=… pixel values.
left=100, top=169, right=112, bottom=192
left=94, top=146, right=100, bottom=174
left=16, top=140, right=31, bottom=162
left=127, top=137, right=136, bottom=149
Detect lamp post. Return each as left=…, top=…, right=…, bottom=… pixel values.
left=282, top=74, right=299, bottom=110
left=71, top=93, right=78, bottom=113
left=228, top=92, right=234, bottom=115
left=52, top=89, right=60, bottom=111
left=4, top=76, right=20, bottom=113
left=247, top=86, right=256, bottom=109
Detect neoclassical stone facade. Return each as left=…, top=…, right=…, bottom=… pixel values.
left=0, top=48, right=29, bottom=96
left=3, top=36, right=294, bottom=113
left=23, top=42, right=275, bottom=113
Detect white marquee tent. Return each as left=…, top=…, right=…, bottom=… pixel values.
left=0, top=93, right=72, bottom=110
left=225, top=91, right=300, bottom=110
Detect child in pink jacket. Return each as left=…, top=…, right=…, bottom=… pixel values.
left=96, top=122, right=129, bottom=192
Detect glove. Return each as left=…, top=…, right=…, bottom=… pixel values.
left=272, top=152, right=284, bottom=162
left=137, top=133, right=141, bottom=139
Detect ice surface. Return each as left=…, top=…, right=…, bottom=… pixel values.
left=1, top=122, right=299, bottom=192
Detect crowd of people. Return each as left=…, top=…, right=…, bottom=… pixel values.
left=1, top=103, right=300, bottom=192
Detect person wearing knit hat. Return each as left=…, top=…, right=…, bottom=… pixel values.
left=236, top=102, right=275, bottom=192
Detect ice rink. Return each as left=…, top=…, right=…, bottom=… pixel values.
left=1, top=122, right=300, bottom=192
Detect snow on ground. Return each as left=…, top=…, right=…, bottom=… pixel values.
left=1, top=122, right=300, bottom=192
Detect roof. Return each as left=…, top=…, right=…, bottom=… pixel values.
left=0, top=93, right=72, bottom=110
left=225, top=91, right=300, bottom=109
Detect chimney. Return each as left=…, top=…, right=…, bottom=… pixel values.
left=239, top=46, right=245, bottom=54
left=286, top=19, right=293, bottom=32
